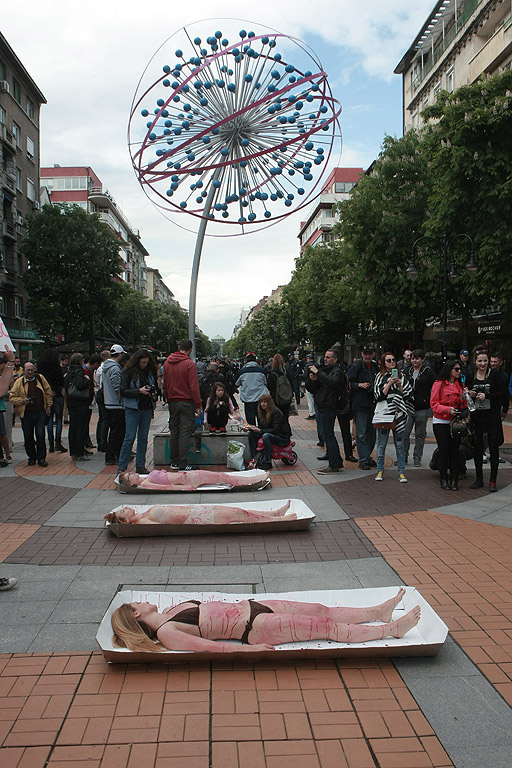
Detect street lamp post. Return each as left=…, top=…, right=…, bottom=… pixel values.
left=407, top=234, right=477, bottom=362
left=271, top=323, right=278, bottom=355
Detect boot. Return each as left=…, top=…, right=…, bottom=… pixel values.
left=48, top=437, right=55, bottom=453
left=56, top=442, right=68, bottom=453
left=469, top=477, right=483, bottom=489
left=440, top=478, right=450, bottom=490
left=450, top=479, right=459, bottom=491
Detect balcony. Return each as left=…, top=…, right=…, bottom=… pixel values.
left=2, top=173, right=16, bottom=194
left=468, top=22, right=512, bottom=81
left=1, top=125, right=16, bottom=150
left=2, top=219, right=16, bottom=240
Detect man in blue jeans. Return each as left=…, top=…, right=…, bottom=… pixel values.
left=347, top=346, right=379, bottom=470
left=305, top=349, right=344, bottom=475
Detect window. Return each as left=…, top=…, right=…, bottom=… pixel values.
left=446, top=67, right=454, bottom=93
left=26, top=136, right=35, bottom=161
left=14, top=296, right=23, bottom=318
left=0, top=106, right=5, bottom=126
left=16, top=167, right=22, bottom=191
left=434, top=81, right=442, bottom=100
left=0, top=61, right=6, bottom=81
left=12, top=78, right=21, bottom=103
left=26, top=99, right=34, bottom=120
left=12, top=121, right=21, bottom=148
left=57, top=176, right=87, bottom=190
left=27, top=177, right=36, bottom=201
left=334, top=182, right=355, bottom=193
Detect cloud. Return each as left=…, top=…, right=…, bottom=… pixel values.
left=2, top=0, right=434, bottom=338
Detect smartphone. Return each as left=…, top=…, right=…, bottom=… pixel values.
left=392, top=368, right=398, bottom=378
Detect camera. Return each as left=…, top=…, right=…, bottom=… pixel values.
left=27, top=396, right=35, bottom=405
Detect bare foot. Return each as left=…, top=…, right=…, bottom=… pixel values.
left=375, top=588, right=406, bottom=623
left=282, top=512, right=297, bottom=521
left=269, top=500, right=292, bottom=517
left=389, top=606, right=421, bottom=638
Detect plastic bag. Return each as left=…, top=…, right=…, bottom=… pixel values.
left=227, top=440, right=245, bottom=471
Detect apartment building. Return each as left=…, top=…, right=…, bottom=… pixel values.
left=146, top=266, right=177, bottom=305
left=40, top=165, right=149, bottom=296
left=0, top=32, right=46, bottom=355
left=395, top=0, right=512, bottom=131
left=298, top=168, right=363, bottom=253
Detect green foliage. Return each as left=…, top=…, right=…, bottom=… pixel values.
left=422, top=70, right=512, bottom=316
left=22, top=204, right=122, bottom=342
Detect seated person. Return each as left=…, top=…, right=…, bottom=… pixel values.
left=204, top=382, right=239, bottom=433
left=242, top=394, right=291, bottom=469
left=111, top=588, right=420, bottom=653
left=106, top=500, right=295, bottom=525
left=118, top=468, right=269, bottom=491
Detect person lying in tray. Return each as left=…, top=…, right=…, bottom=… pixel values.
left=105, top=500, right=295, bottom=525
left=118, top=468, right=269, bottom=491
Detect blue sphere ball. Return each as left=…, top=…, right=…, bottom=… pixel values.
left=200, top=98, right=208, bottom=106
left=239, top=29, right=246, bottom=37
left=175, top=49, right=182, bottom=57
left=213, top=180, right=221, bottom=188
left=320, top=105, right=328, bottom=113
left=148, top=132, right=156, bottom=140
left=248, top=30, right=255, bottom=37
left=222, top=38, right=229, bottom=46
left=163, top=128, right=171, bottom=135
left=285, top=64, right=294, bottom=73
left=264, top=210, right=271, bottom=218
left=271, top=70, right=280, bottom=79
left=163, top=65, right=171, bottom=73
left=304, top=173, right=313, bottom=180
left=171, top=175, right=179, bottom=181
left=241, top=138, right=249, bottom=147
left=161, top=109, right=169, bottom=117
left=222, top=211, right=229, bottom=218
left=203, top=136, right=210, bottom=143
left=194, top=81, right=202, bottom=89
left=141, top=109, right=149, bottom=117
left=204, top=81, right=212, bottom=89
left=306, top=94, right=314, bottom=102
left=170, top=182, right=178, bottom=190
left=183, top=104, right=191, bottom=111
left=180, top=201, right=187, bottom=208
left=215, top=30, right=222, bottom=39
left=297, top=187, right=305, bottom=195
left=244, top=74, right=253, bottom=82
left=220, top=148, right=229, bottom=156
left=173, top=95, right=180, bottom=102
left=173, top=127, right=181, bottom=135
left=196, top=196, right=203, bottom=204
left=194, top=37, right=201, bottom=45
left=248, top=212, right=256, bottom=221
left=211, top=127, right=220, bottom=135
left=274, top=53, right=282, bottom=61
left=284, top=199, right=292, bottom=206
left=228, top=83, right=236, bottom=92
left=305, top=141, right=314, bottom=150
left=262, top=36, right=269, bottom=44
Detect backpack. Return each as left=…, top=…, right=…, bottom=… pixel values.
left=275, top=372, right=293, bottom=406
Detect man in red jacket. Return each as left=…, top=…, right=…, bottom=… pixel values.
left=163, top=340, right=202, bottom=470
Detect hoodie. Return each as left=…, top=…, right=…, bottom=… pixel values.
left=102, top=358, right=123, bottom=409
left=163, top=351, right=201, bottom=409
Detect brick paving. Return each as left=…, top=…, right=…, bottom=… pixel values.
left=357, top=510, right=512, bottom=707
left=0, top=652, right=453, bottom=768
left=4, top=520, right=379, bottom=567
left=326, top=468, right=512, bottom=517
left=0, top=477, right=79, bottom=525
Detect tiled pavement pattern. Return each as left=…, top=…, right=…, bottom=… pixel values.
left=0, top=652, right=453, bottom=768
left=359, top=510, right=512, bottom=707
left=3, top=519, right=379, bottom=566
left=1, top=404, right=512, bottom=767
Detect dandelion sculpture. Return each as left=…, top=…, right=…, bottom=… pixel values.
left=129, top=21, right=341, bottom=353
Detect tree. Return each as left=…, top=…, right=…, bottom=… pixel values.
left=421, top=70, right=512, bottom=319
left=333, top=129, right=433, bottom=343
left=22, top=204, right=122, bottom=343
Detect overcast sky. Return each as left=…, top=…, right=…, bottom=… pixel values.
left=2, top=1, right=434, bottom=340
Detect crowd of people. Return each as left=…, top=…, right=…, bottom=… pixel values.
left=1, top=341, right=510, bottom=492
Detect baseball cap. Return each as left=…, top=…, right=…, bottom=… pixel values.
left=459, top=349, right=469, bottom=356
left=362, top=345, right=374, bottom=352
left=110, top=344, right=125, bottom=355
left=306, top=353, right=313, bottom=360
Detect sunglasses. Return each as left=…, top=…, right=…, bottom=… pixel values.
left=453, top=367, right=461, bottom=371
left=385, top=358, right=395, bottom=362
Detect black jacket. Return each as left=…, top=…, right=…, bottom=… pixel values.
left=257, top=406, right=290, bottom=438
left=405, top=363, right=436, bottom=411
left=305, top=362, right=344, bottom=411
left=347, top=358, right=379, bottom=412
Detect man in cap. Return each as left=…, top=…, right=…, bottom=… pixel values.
left=457, top=349, right=473, bottom=383
left=347, top=345, right=379, bottom=470
left=102, top=344, right=127, bottom=465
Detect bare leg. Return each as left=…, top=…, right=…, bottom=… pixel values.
left=247, top=606, right=421, bottom=645
left=257, top=588, right=406, bottom=625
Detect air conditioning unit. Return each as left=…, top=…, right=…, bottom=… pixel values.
left=32, top=201, right=41, bottom=210
left=0, top=80, right=10, bottom=94
left=16, top=214, right=23, bottom=225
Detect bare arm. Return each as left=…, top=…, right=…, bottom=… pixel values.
left=157, top=624, right=273, bottom=652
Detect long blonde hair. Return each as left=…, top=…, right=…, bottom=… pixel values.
left=111, top=604, right=166, bottom=652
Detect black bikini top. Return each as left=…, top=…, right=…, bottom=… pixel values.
left=156, top=600, right=201, bottom=634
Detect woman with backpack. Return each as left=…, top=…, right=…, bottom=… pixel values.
left=266, top=354, right=293, bottom=429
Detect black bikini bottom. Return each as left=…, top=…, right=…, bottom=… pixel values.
left=241, top=600, right=274, bottom=644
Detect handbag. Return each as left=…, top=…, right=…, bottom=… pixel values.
left=68, top=378, right=90, bottom=401
left=372, top=400, right=396, bottom=430
left=450, top=408, right=474, bottom=440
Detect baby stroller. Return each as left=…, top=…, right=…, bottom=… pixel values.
left=255, top=437, right=298, bottom=467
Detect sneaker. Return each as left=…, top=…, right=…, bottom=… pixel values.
left=399, top=473, right=408, bottom=483
left=0, top=577, right=18, bottom=591
left=219, top=427, right=227, bottom=433
left=317, top=454, right=329, bottom=461
left=136, top=466, right=149, bottom=475
left=181, top=465, right=198, bottom=471
left=482, top=454, right=488, bottom=464
left=499, top=457, right=506, bottom=464
left=76, top=455, right=92, bottom=462
left=210, top=427, right=217, bottom=433
left=375, top=471, right=384, bottom=481
left=6, top=456, right=12, bottom=463
left=0, top=460, right=7, bottom=468
left=305, top=415, right=315, bottom=420
left=246, top=458, right=257, bottom=470
left=84, top=450, right=94, bottom=456
left=259, top=461, right=272, bottom=470
left=170, top=464, right=179, bottom=471
left=317, top=466, right=340, bottom=474
left=413, top=457, right=421, bottom=467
